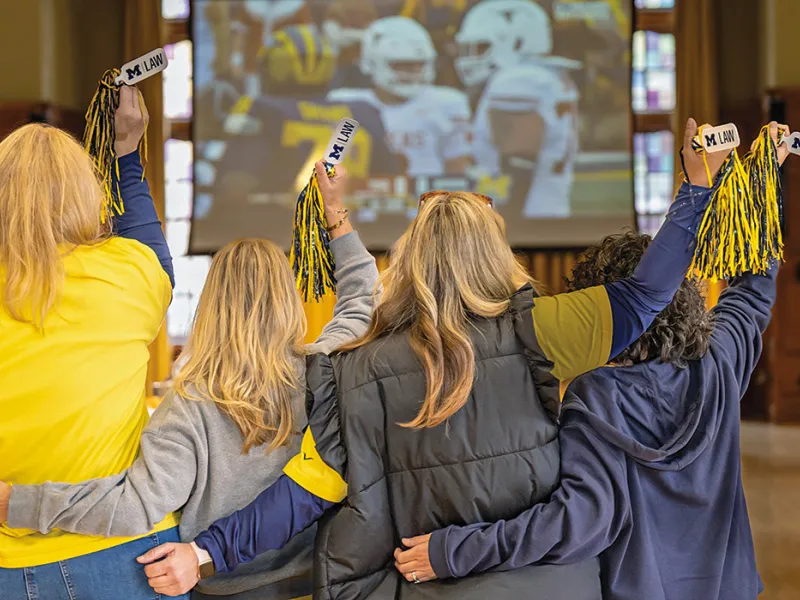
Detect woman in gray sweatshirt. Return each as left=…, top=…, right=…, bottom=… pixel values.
left=1, top=162, right=379, bottom=600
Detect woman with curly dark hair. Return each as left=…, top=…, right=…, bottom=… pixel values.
left=567, top=231, right=715, bottom=368
left=395, top=122, right=790, bottom=600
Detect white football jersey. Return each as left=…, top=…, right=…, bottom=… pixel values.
left=328, top=86, right=472, bottom=177
left=473, top=64, right=579, bottom=217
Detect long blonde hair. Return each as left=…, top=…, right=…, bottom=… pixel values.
left=342, top=192, right=532, bottom=428
left=173, top=239, right=307, bottom=452
left=0, top=124, right=110, bottom=327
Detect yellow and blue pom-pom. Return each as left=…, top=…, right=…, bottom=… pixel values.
left=685, top=124, right=785, bottom=282
left=742, top=124, right=784, bottom=272
left=83, top=68, right=148, bottom=221
left=290, top=162, right=336, bottom=302
left=685, top=126, right=759, bottom=282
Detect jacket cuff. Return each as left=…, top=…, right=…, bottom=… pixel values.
left=429, top=528, right=456, bottom=580
left=7, top=484, right=42, bottom=530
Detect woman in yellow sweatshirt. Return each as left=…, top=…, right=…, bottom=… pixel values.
left=0, top=87, right=181, bottom=599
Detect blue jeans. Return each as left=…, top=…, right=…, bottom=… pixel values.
left=0, top=526, right=189, bottom=600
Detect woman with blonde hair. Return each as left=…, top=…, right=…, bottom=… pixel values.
left=1, top=161, right=379, bottom=600
left=0, top=86, right=177, bottom=599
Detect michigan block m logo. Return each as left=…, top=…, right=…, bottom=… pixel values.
left=126, top=65, right=142, bottom=81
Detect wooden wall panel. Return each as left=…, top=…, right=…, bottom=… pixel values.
left=0, top=102, right=84, bottom=140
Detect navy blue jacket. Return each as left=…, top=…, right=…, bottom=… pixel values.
left=430, top=267, right=777, bottom=600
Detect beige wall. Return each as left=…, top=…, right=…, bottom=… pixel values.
left=768, top=0, right=800, bottom=88
left=0, top=0, right=124, bottom=110
left=0, top=0, right=44, bottom=103
left=756, top=0, right=800, bottom=90
left=716, top=0, right=761, bottom=106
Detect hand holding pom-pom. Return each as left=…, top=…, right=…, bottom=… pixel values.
left=115, top=85, right=149, bottom=158
left=682, top=118, right=728, bottom=188
left=315, top=161, right=352, bottom=240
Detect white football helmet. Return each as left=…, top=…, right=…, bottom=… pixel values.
left=360, top=16, right=436, bottom=98
left=455, top=0, right=553, bottom=87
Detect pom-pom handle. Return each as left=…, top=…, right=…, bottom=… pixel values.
left=692, top=122, right=740, bottom=154
left=323, top=118, right=360, bottom=164
left=780, top=131, right=800, bottom=155
left=115, top=48, right=169, bottom=86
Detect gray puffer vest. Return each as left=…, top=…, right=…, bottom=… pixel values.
left=305, top=285, right=601, bottom=600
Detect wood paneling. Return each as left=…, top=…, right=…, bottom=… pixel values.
left=0, top=102, right=84, bottom=139
left=634, top=112, right=673, bottom=134
left=634, top=9, right=675, bottom=34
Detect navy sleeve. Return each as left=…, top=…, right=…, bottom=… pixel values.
left=194, top=474, right=334, bottom=574
left=605, top=182, right=712, bottom=359
left=428, top=412, right=630, bottom=578
left=709, top=265, right=779, bottom=396
left=112, top=151, right=175, bottom=288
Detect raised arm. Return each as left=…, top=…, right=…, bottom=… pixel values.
left=308, top=162, right=380, bottom=354
left=2, top=395, right=197, bottom=537
left=112, top=85, right=174, bottom=287
left=394, top=402, right=630, bottom=581
left=707, top=121, right=787, bottom=394
left=710, top=265, right=779, bottom=395
left=529, top=118, right=728, bottom=382
left=532, top=183, right=711, bottom=381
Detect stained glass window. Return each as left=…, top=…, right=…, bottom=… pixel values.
left=162, top=0, right=211, bottom=345
left=634, top=0, right=675, bottom=8
left=164, top=139, right=211, bottom=342
left=634, top=131, right=674, bottom=235
left=632, top=31, right=675, bottom=113
left=164, top=41, right=193, bottom=120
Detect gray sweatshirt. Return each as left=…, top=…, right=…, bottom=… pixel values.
left=8, top=231, right=379, bottom=599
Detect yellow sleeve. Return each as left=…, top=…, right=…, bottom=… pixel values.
left=283, top=429, right=348, bottom=503
left=531, top=286, right=613, bottom=382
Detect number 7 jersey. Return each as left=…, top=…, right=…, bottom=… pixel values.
left=213, top=93, right=401, bottom=196
left=473, top=64, right=579, bottom=218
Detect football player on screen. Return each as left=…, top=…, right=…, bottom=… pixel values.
left=328, top=16, right=472, bottom=178
left=455, top=0, right=580, bottom=95
left=455, top=0, right=581, bottom=218
left=194, top=23, right=401, bottom=229
left=480, top=64, right=577, bottom=218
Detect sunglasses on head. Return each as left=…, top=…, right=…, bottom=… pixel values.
left=418, top=191, right=494, bottom=209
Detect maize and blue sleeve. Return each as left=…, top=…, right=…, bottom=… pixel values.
left=194, top=428, right=346, bottom=573
left=112, top=151, right=175, bottom=288
left=530, top=182, right=712, bottom=381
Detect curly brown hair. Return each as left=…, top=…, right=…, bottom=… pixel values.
left=566, top=232, right=714, bottom=366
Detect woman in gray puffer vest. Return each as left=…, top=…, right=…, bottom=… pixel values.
left=144, top=182, right=713, bottom=600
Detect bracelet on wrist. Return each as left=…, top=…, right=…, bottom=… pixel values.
left=326, top=210, right=349, bottom=232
